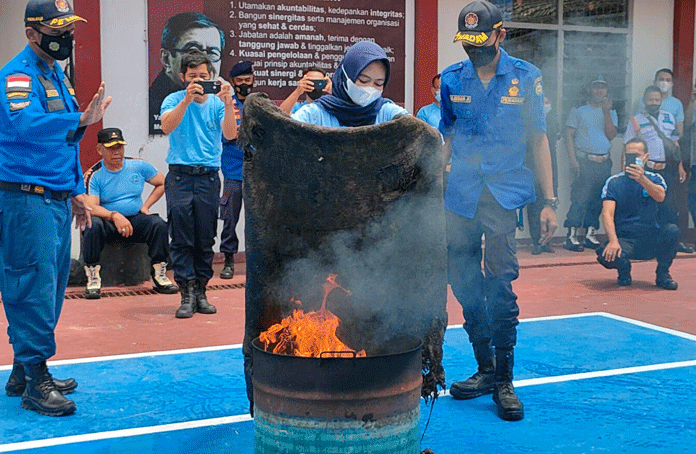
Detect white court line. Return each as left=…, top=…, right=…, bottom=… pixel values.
left=0, top=343, right=243, bottom=371
left=3, top=358, right=696, bottom=452
left=2, top=311, right=693, bottom=371
left=0, top=414, right=253, bottom=453
left=1, top=312, right=696, bottom=452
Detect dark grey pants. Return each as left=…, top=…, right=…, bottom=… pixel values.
left=447, top=187, right=520, bottom=349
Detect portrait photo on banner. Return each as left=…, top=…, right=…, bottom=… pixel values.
left=147, top=0, right=406, bottom=135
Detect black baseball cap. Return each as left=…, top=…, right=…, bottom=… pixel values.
left=453, top=1, right=503, bottom=47
left=25, top=0, right=87, bottom=29
left=229, top=61, right=253, bottom=78
left=97, top=128, right=127, bottom=148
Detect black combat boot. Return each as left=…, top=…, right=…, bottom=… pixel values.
left=175, top=281, right=197, bottom=318
left=21, top=361, right=76, bottom=416
left=450, top=342, right=495, bottom=399
left=194, top=279, right=217, bottom=314
left=220, top=253, right=235, bottom=279
left=492, top=348, right=524, bottom=421
left=6, top=360, right=77, bottom=397
left=656, top=265, right=678, bottom=290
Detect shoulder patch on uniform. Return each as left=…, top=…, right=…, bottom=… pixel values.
left=450, top=95, right=472, bottom=103
left=6, top=91, right=29, bottom=100
left=9, top=101, right=31, bottom=111
left=6, top=74, right=32, bottom=93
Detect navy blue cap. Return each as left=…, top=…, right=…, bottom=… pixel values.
left=97, top=128, right=127, bottom=147
left=25, top=0, right=86, bottom=29
left=229, top=61, right=253, bottom=78
left=453, top=1, right=503, bottom=46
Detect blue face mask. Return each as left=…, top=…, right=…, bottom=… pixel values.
left=435, top=90, right=441, bottom=103
left=343, top=67, right=382, bottom=107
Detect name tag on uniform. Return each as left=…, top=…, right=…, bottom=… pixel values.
left=501, top=96, right=525, bottom=105
left=45, top=89, right=59, bottom=98
left=450, top=95, right=472, bottom=103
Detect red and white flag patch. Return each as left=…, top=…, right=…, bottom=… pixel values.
left=6, top=75, right=32, bottom=91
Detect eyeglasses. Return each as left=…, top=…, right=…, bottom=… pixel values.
left=169, top=45, right=222, bottom=63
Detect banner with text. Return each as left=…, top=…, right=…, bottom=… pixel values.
left=148, top=0, right=406, bottom=134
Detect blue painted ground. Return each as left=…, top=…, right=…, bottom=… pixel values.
left=1, top=314, right=695, bottom=453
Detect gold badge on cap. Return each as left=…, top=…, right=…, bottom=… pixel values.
left=464, top=12, right=479, bottom=29
left=55, top=0, right=70, bottom=13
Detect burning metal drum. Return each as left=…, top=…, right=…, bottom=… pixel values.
left=252, top=335, right=423, bottom=453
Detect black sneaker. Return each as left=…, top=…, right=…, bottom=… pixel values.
left=677, top=242, right=694, bottom=254
left=220, top=254, right=235, bottom=279
left=531, top=244, right=543, bottom=255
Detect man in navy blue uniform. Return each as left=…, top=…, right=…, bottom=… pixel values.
left=218, top=61, right=253, bottom=280
left=440, top=1, right=558, bottom=421
left=596, top=138, right=678, bottom=290
left=0, top=0, right=111, bottom=416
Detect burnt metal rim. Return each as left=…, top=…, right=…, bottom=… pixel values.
left=252, top=335, right=423, bottom=360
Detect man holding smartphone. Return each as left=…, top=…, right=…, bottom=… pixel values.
left=218, top=61, right=254, bottom=279
left=596, top=137, right=679, bottom=290
left=160, top=52, right=237, bottom=318
left=279, top=66, right=333, bottom=115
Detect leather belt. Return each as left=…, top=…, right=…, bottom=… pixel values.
left=577, top=151, right=609, bottom=163
left=0, top=181, right=71, bottom=201
left=168, top=164, right=219, bottom=175
left=646, top=160, right=666, bottom=171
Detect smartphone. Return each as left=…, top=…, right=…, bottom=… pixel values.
left=309, top=79, right=327, bottom=91
left=198, top=80, right=221, bottom=94
left=307, top=79, right=328, bottom=100
left=625, top=154, right=637, bottom=166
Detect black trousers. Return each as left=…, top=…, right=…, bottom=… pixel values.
left=165, top=170, right=220, bottom=284
left=596, top=224, right=679, bottom=274
left=653, top=167, right=679, bottom=226
left=564, top=157, right=612, bottom=230
left=447, top=188, right=520, bottom=350
left=219, top=178, right=243, bottom=255
left=82, top=213, right=169, bottom=266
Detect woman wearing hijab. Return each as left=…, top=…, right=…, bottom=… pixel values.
left=291, top=41, right=408, bottom=127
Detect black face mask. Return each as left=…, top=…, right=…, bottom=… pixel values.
left=645, top=104, right=661, bottom=117
left=307, top=87, right=325, bottom=100
left=463, top=43, right=498, bottom=68
left=234, top=83, right=253, bottom=97
left=37, top=30, right=74, bottom=61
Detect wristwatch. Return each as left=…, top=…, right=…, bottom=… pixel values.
left=543, top=197, right=559, bottom=210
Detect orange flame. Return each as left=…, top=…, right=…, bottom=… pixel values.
left=260, top=274, right=367, bottom=358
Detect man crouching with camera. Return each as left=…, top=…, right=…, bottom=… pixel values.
left=160, top=51, right=238, bottom=319
left=596, top=137, right=679, bottom=290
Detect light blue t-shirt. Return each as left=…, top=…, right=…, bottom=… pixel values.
left=291, top=100, right=308, bottom=114
left=88, top=158, right=158, bottom=216
left=633, top=95, right=684, bottom=122
left=416, top=102, right=441, bottom=129
left=160, top=91, right=225, bottom=167
left=566, top=104, right=618, bottom=155
left=291, top=101, right=409, bottom=127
